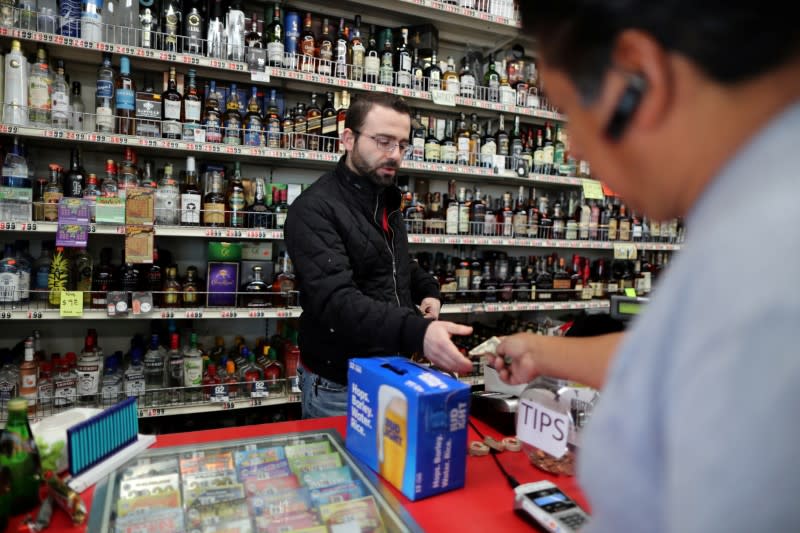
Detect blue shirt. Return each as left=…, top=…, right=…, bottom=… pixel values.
left=579, top=102, right=800, bottom=533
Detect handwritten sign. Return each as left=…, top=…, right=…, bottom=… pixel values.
left=613, top=243, right=637, bottom=260
left=625, top=288, right=638, bottom=298
left=581, top=179, right=605, bottom=200
left=516, top=398, right=570, bottom=459
left=60, top=291, right=83, bottom=317
left=431, top=90, right=456, bottom=107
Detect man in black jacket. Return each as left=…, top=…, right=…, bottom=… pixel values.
left=285, top=93, right=473, bottom=419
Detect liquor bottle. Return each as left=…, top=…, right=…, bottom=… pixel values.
left=281, top=103, right=294, bottom=149
left=273, top=187, right=289, bottom=229
left=203, top=171, right=225, bottom=226
left=37, top=360, right=54, bottom=417
left=0, top=245, right=19, bottom=304
left=535, top=257, right=553, bottom=301
left=334, top=17, right=348, bottom=78
left=552, top=256, right=572, bottom=301
left=162, top=266, right=181, bottom=307
left=161, top=67, right=182, bottom=139
left=47, top=246, right=69, bottom=306
left=43, top=164, right=63, bottom=222
left=379, top=29, right=394, bottom=85
left=364, top=24, right=380, bottom=83
left=409, top=47, right=425, bottom=92
left=124, top=347, right=146, bottom=399
left=349, top=15, right=365, bottom=81
left=28, top=44, right=52, bottom=127
left=553, top=126, right=566, bottom=175
left=468, top=114, right=481, bottom=166
left=119, top=252, right=139, bottom=307
left=202, top=362, right=222, bottom=400
left=266, top=3, right=284, bottom=66
left=484, top=54, right=500, bottom=102
left=182, top=69, right=201, bottom=141
left=146, top=248, right=161, bottom=307
left=143, top=334, right=165, bottom=403
left=424, top=51, right=442, bottom=92
left=19, top=338, right=37, bottom=413
left=427, top=192, right=446, bottom=234
left=223, top=359, right=238, bottom=399
left=226, top=161, right=246, bottom=227
left=95, top=53, right=115, bottom=133
left=115, top=56, right=136, bottom=135
left=272, top=252, right=296, bottom=307
left=162, top=0, right=181, bottom=52
left=542, top=122, right=555, bottom=175
left=445, top=181, right=458, bottom=235
left=100, top=354, right=122, bottom=406
left=265, top=89, right=282, bottom=149
left=183, top=0, right=204, bottom=54
left=165, top=333, right=183, bottom=403
left=80, top=0, right=103, bottom=42
left=394, top=28, right=413, bottom=88
left=202, top=80, right=223, bottom=143
left=579, top=194, right=591, bottom=240
left=180, top=156, right=201, bottom=225
left=64, top=147, right=87, bottom=198
left=532, top=128, right=544, bottom=174
left=52, top=60, right=70, bottom=128
left=292, top=102, right=307, bottom=150
left=607, top=199, right=618, bottom=241
left=443, top=56, right=459, bottom=95
left=458, top=187, right=470, bottom=235
left=3, top=40, right=28, bottom=126
left=499, top=76, right=515, bottom=105
left=70, top=81, right=85, bottom=130
left=455, top=113, right=470, bottom=165
left=183, top=332, right=203, bottom=402
left=321, top=91, right=337, bottom=153
left=460, top=59, right=476, bottom=98
left=225, top=0, right=246, bottom=62
left=248, top=176, right=271, bottom=228
left=206, top=0, right=225, bottom=59
left=480, top=120, right=497, bottom=168
left=337, top=91, right=350, bottom=153
left=441, top=120, right=457, bottom=164
left=223, top=84, right=242, bottom=145
left=90, top=247, right=113, bottom=309
left=240, top=265, right=270, bottom=307
left=552, top=197, right=565, bottom=239
left=299, top=12, right=316, bottom=73
left=411, top=110, right=425, bottom=162
left=318, top=18, right=334, bottom=76
left=305, top=92, right=322, bottom=151
left=72, top=246, right=93, bottom=306
left=511, top=116, right=525, bottom=176
left=77, top=332, right=101, bottom=404
left=244, top=11, right=262, bottom=53
left=470, top=188, right=486, bottom=235
left=495, top=115, right=509, bottom=168
left=139, top=5, right=154, bottom=49
left=182, top=265, right=200, bottom=306
left=618, top=203, right=632, bottom=241
left=262, top=346, right=284, bottom=395
left=0, top=398, right=40, bottom=513
left=243, top=86, right=264, bottom=146
left=155, top=163, right=179, bottom=225
left=513, top=186, right=528, bottom=237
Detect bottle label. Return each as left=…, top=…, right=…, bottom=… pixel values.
left=204, top=115, right=222, bottom=143
left=76, top=364, right=100, bottom=395
left=224, top=115, right=242, bottom=144
left=21, top=372, right=36, bottom=389
left=276, top=211, right=287, bottom=229
left=52, top=90, right=70, bottom=114
left=184, top=100, right=201, bottom=122
left=0, top=272, right=19, bottom=302
left=229, top=191, right=245, bottom=226
left=481, top=140, right=497, bottom=165
left=318, top=43, right=333, bottom=75
left=412, top=137, right=424, bottom=160
left=351, top=46, right=365, bottom=79
left=424, top=142, right=440, bottom=162
left=96, top=106, right=114, bottom=130
left=543, top=146, right=554, bottom=165
left=244, top=117, right=263, bottom=146
left=204, top=202, right=225, bottom=225
left=164, top=99, right=181, bottom=120
left=184, top=359, right=202, bottom=386
left=500, top=85, right=515, bottom=105
left=321, top=115, right=337, bottom=136
left=458, top=205, right=469, bottom=234
left=335, top=40, right=348, bottom=76
left=267, top=41, right=284, bottom=63
left=460, top=77, right=475, bottom=97
left=96, top=79, right=113, bottom=99
left=116, top=87, right=135, bottom=111
left=155, top=189, right=179, bottom=224
left=54, top=377, right=77, bottom=406
left=124, top=375, right=145, bottom=396
left=441, top=144, right=457, bottom=164
left=446, top=78, right=460, bottom=94
left=364, top=54, right=380, bottom=77
left=446, top=206, right=458, bottom=234
left=457, top=137, right=470, bottom=159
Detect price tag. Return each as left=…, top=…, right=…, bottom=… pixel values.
left=250, top=70, right=270, bottom=83
left=582, top=179, right=605, bottom=200
left=431, top=90, right=456, bottom=107
left=625, top=288, right=638, bottom=298
left=59, top=291, right=83, bottom=317
left=613, top=242, right=638, bottom=260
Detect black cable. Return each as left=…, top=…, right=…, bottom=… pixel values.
left=469, top=419, right=520, bottom=489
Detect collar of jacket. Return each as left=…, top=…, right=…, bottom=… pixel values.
left=335, top=155, right=402, bottom=215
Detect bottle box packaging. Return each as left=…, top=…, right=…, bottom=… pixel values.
left=345, top=356, right=470, bottom=500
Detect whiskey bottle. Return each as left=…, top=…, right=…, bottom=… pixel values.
left=321, top=92, right=337, bottom=153
left=203, top=171, right=225, bottom=226
left=265, top=89, right=282, bottom=149
left=223, top=84, right=243, bottom=145
left=424, top=121, right=441, bottom=163
left=443, top=56, right=459, bottom=95
left=243, top=86, right=264, bottom=147
left=240, top=265, right=270, bottom=307
left=317, top=18, right=333, bottom=76
left=364, top=24, right=380, bottom=83
left=305, top=92, right=322, bottom=151
left=162, top=266, right=181, bottom=308
left=424, top=50, right=442, bottom=91
left=394, top=28, right=413, bottom=88
left=299, top=12, right=316, bottom=73
left=349, top=15, right=365, bottom=81
left=182, top=69, right=202, bottom=141
left=161, top=67, right=182, bottom=139
left=202, top=80, right=223, bottom=143
left=334, top=18, right=348, bottom=78
left=248, top=176, right=271, bottom=228
left=379, top=28, right=394, bottom=85
left=226, top=162, right=246, bottom=228
left=266, top=3, right=284, bottom=66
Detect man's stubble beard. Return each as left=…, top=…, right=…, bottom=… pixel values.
left=350, top=144, right=398, bottom=188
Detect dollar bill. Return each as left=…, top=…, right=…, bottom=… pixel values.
left=468, top=336, right=501, bottom=357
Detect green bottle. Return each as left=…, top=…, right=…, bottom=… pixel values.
left=0, top=398, right=41, bottom=517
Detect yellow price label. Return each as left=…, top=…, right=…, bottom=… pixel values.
left=613, top=243, right=638, bottom=260
left=625, top=288, right=638, bottom=298
left=59, top=291, right=83, bottom=317
left=582, top=179, right=605, bottom=200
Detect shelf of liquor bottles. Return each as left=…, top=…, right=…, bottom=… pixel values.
left=0, top=25, right=562, bottom=125
left=0, top=123, right=595, bottom=190
left=0, top=306, right=302, bottom=321
left=407, top=233, right=682, bottom=251
left=440, top=299, right=610, bottom=315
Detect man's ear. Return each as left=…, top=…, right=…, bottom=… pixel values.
left=341, top=128, right=357, bottom=152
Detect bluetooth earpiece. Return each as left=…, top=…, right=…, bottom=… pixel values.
left=604, top=74, right=648, bottom=142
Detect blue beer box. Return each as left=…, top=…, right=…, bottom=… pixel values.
left=345, top=356, right=470, bottom=500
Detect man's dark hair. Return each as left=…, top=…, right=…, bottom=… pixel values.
left=522, top=2, right=800, bottom=101
left=344, top=93, right=412, bottom=132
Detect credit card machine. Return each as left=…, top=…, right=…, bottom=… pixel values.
left=513, top=480, right=589, bottom=532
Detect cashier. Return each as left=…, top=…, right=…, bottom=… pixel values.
left=285, top=92, right=473, bottom=419
left=490, top=2, right=800, bottom=532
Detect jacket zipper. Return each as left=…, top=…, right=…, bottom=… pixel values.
left=374, top=195, right=401, bottom=307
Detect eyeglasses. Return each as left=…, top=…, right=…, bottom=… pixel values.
left=352, top=130, right=410, bottom=154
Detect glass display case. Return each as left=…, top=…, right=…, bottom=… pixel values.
left=89, top=429, right=423, bottom=532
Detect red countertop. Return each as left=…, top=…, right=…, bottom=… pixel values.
left=6, top=416, right=587, bottom=532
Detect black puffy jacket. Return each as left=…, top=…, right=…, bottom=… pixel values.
left=284, top=157, right=440, bottom=384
